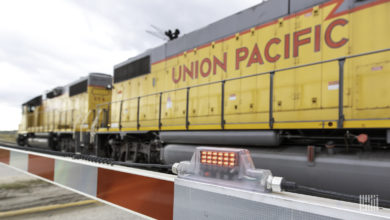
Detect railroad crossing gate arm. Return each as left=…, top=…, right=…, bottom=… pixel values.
left=1, top=146, right=389, bottom=220
left=0, top=146, right=174, bottom=220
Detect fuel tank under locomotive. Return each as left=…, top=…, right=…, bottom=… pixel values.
left=159, top=131, right=281, bottom=146
left=27, top=133, right=52, bottom=149
left=25, top=133, right=78, bottom=152
left=27, top=137, right=50, bottom=149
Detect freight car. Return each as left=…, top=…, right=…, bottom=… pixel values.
left=17, top=0, right=390, bottom=200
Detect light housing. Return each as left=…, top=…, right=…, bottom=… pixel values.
left=173, top=147, right=281, bottom=192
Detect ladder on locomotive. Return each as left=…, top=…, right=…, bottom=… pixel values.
left=90, top=108, right=102, bottom=145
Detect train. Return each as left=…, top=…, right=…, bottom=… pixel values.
left=17, top=0, right=390, bottom=200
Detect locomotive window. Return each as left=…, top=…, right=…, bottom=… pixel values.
left=46, top=87, right=63, bottom=99
left=113, top=56, right=150, bottom=83
left=69, top=79, right=88, bottom=97
left=28, top=106, right=35, bottom=113
left=22, top=95, right=42, bottom=112
left=46, top=91, right=55, bottom=99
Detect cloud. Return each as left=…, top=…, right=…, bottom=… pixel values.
left=0, top=102, right=21, bottom=131
left=0, top=0, right=261, bottom=130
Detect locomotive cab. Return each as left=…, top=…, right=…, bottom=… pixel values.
left=17, top=95, right=42, bottom=146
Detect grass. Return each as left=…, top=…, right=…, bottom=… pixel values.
left=0, top=130, right=17, bottom=144
left=0, top=179, right=50, bottom=190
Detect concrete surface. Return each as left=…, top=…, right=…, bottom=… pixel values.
left=0, top=164, right=147, bottom=220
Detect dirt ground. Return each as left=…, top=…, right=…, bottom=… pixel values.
left=0, top=164, right=146, bottom=220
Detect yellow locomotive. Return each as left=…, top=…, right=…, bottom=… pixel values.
left=18, top=73, right=112, bottom=152
left=17, top=0, right=390, bottom=199
left=94, top=0, right=390, bottom=158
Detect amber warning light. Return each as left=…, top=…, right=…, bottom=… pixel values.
left=172, top=147, right=284, bottom=193
left=200, top=150, right=237, bottom=167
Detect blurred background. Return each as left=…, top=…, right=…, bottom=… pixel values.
left=0, top=0, right=261, bottom=219
left=0, top=0, right=260, bottom=131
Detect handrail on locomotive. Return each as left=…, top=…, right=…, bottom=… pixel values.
left=93, top=47, right=390, bottom=132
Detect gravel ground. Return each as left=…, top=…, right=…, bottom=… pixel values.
left=0, top=164, right=147, bottom=220
left=0, top=164, right=33, bottom=184
left=0, top=165, right=86, bottom=212
left=3, top=202, right=146, bottom=220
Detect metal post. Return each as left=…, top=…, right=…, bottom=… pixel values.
left=107, top=104, right=110, bottom=130
left=118, top=101, right=123, bottom=130
left=186, top=88, right=190, bottom=130
left=338, top=58, right=345, bottom=128
left=221, top=80, right=226, bottom=129
left=158, top=92, right=162, bottom=130
left=94, top=134, right=99, bottom=156
left=269, top=72, right=275, bottom=129
left=137, top=97, right=141, bottom=130
left=52, top=110, right=55, bottom=130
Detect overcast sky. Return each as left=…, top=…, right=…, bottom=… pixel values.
left=0, top=0, right=261, bottom=131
